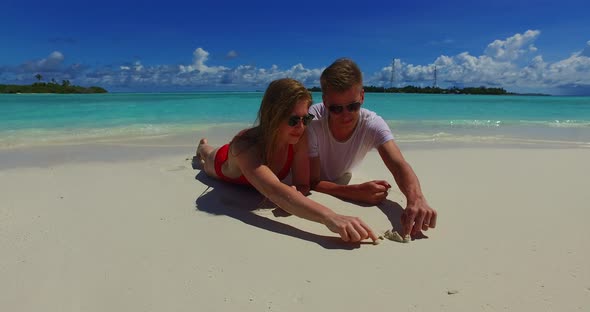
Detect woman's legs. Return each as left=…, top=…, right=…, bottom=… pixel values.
left=195, top=138, right=219, bottom=178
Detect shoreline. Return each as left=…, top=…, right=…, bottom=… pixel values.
left=0, top=135, right=588, bottom=171
left=1, top=122, right=589, bottom=152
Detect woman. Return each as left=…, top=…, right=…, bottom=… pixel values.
left=195, top=78, right=377, bottom=243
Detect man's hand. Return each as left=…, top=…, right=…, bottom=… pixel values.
left=352, top=180, right=391, bottom=205
left=401, top=198, right=437, bottom=237
left=323, top=213, right=378, bottom=243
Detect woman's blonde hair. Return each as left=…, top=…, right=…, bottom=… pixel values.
left=234, top=78, right=312, bottom=164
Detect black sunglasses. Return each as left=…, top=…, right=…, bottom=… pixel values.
left=327, top=102, right=362, bottom=114
left=287, top=114, right=315, bottom=127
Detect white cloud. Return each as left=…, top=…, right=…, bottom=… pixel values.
left=133, top=61, right=143, bottom=72
left=369, top=30, right=590, bottom=94
left=226, top=50, right=238, bottom=59
left=517, top=55, right=547, bottom=85
left=179, top=47, right=228, bottom=74
left=544, top=51, right=590, bottom=86
left=40, top=51, right=64, bottom=67
left=3, top=36, right=589, bottom=94
left=120, top=61, right=143, bottom=72
left=0, top=51, right=88, bottom=84
left=21, top=51, right=65, bottom=72
left=484, top=30, right=540, bottom=61
left=88, top=39, right=589, bottom=93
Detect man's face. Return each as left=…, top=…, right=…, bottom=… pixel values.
left=322, top=85, right=365, bottom=131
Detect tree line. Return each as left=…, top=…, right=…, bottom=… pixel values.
left=0, top=74, right=107, bottom=94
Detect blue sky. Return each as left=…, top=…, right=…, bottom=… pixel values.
left=1, top=0, right=589, bottom=95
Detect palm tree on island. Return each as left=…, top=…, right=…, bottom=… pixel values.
left=1, top=75, right=107, bottom=94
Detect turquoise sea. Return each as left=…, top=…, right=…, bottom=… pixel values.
left=1, top=93, right=589, bottom=148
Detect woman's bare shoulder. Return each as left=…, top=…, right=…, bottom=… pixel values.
left=230, top=128, right=260, bottom=158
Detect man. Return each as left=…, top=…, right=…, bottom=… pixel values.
left=308, top=58, right=437, bottom=237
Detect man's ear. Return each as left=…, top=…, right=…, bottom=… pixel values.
left=360, top=87, right=365, bottom=103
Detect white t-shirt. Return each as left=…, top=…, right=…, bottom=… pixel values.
left=308, top=103, right=394, bottom=181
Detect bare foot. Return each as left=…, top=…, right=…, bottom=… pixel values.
left=192, top=138, right=208, bottom=170
left=196, top=138, right=208, bottom=159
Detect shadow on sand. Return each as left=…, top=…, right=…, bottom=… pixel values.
left=337, top=195, right=405, bottom=229
left=377, top=200, right=429, bottom=240
left=193, top=171, right=364, bottom=250
left=341, top=197, right=428, bottom=240
left=376, top=199, right=404, bottom=232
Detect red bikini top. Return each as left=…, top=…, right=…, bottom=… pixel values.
left=231, top=144, right=294, bottom=186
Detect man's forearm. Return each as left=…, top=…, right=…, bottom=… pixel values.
left=378, top=140, right=429, bottom=205
left=392, top=163, right=424, bottom=204
left=312, top=180, right=359, bottom=201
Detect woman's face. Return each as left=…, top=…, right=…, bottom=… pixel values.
left=278, top=99, right=310, bottom=145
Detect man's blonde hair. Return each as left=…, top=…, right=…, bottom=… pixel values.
left=320, top=58, right=363, bottom=93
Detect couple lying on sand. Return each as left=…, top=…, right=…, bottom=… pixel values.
left=195, top=58, right=437, bottom=243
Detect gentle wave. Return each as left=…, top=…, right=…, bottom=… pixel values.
left=395, top=133, right=590, bottom=147
left=0, top=123, right=218, bottom=148
left=387, top=119, right=590, bottom=147
left=386, top=119, right=590, bottom=129
left=2, top=119, right=590, bottom=149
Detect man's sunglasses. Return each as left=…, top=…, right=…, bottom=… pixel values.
left=288, top=113, right=315, bottom=127
left=327, top=102, right=362, bottom=114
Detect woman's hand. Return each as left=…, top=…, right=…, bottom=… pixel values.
left=323, top=213, right=378, bottom=243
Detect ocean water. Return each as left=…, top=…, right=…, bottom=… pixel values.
left=1, top=92, right=589, bottom=148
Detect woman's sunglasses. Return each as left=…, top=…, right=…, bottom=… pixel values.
left=288, top=114, right=315, bottom=127
left=327, top=102, right=362, bottom=114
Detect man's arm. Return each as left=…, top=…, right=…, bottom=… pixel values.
left=377, top=140, right=437, bottom=236
left=310, top=156, right=390, bottom=205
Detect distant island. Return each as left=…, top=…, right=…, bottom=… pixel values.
left=1, top=75, right=107, bottom=94
left=308, top=85, right=549, bottom=96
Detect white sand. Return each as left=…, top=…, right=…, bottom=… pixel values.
left=1, top=143, right=589, bottom=311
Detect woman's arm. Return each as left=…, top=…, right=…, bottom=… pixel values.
left=291, top=131, right=311, bottom=195
left=236, top=146, right=377, bottom=243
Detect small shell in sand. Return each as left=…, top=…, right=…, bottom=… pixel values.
left=383, top=230, right=410, bottom=243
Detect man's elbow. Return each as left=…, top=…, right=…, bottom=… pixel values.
left=296, top=184, right=311, bottom=196
left=309, top=177, right=321, bottom=191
